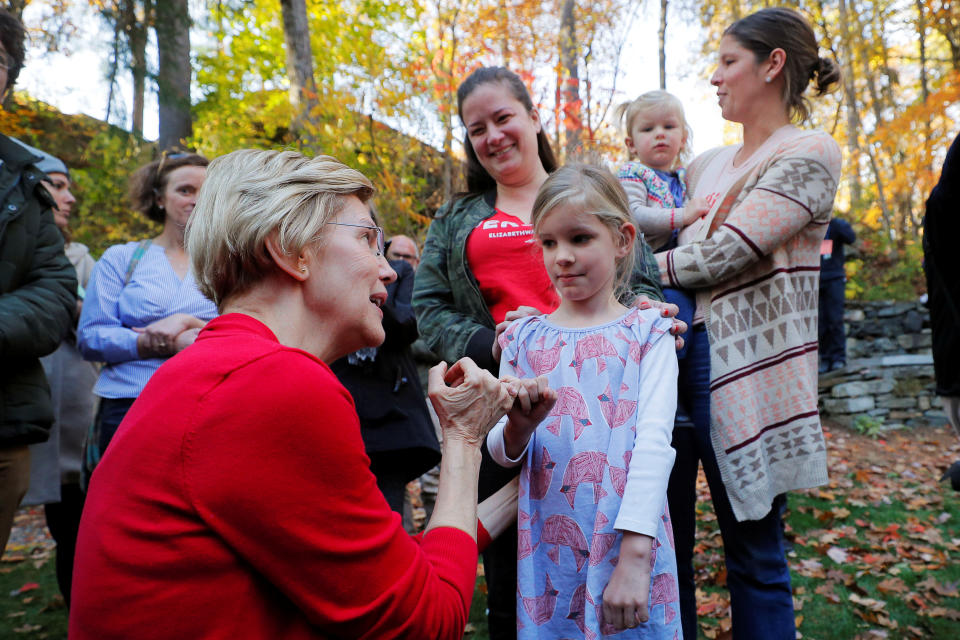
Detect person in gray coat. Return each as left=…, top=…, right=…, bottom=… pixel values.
left=16, top=146, right=96, bottom=606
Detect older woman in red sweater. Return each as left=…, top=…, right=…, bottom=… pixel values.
left=70, top=150, right=550, bottom=639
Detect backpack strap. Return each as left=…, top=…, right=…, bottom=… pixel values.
left=124, top=239, right=153, bottom=286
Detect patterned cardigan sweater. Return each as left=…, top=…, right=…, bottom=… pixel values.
left=656, top=128, right=842, bottom=521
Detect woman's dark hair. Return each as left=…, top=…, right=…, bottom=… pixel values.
left=456, top=67, right=558, bottom=195
left=725, top=7, right=841, bottom=123
left=0, top=8, right=26, bottom=92
left=129, top=151, right=209, bottom=223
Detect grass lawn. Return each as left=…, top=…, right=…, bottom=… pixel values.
left=0, top=509, right=67, bottom=639
left=3, top=423, right=958, bottom=639
left=465, top=422, right=960, bottom=640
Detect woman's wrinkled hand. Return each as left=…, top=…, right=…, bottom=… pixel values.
left=633, top=295, right=688, bottom=351
left=492, top=305, right=543, bottom=362
left=134, top=313, right=206, bottom=358
left=428, top=358, right=517, bottom=447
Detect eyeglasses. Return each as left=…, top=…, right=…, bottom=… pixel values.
left=155, top=150, right=190, bottom=188
left=0, top=51, right=13, bottom=72
left=328, top=222, right=385, bottom=257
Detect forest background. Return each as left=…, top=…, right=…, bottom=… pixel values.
left=2, top=0, right=958, bottom=302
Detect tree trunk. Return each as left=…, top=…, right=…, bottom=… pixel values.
left=442, top=3, right=459, bottom=202
left=127, top=0, right=150, bottom=138
left=560, top=0, right=580, bottom=158
left=154, top=0, right=192, bottom=150
left=432, top=0, right=462, bottom=203
left=871, top=3, right=898, bottom=112
left=554, top=68, right=562, bottom=154
left=498, top=0, right=510, bottom=65
left=916, top=0, right=928, bottom=102
left=105, top=5, right=123, bottom=124
left=280, top=0, right=320, bottom=139
left=838, top=0, right=892, bottom=235
left=658, top=0, right=668, bottom=90
left=833, top=0, right=861, bottom=206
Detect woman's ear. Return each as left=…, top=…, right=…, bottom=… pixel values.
left=617, top=222, right=637, bottom=258
left=530, top=107, right=543, bottom=134
left=765, top=47, right=787, bottom=82
left=265, top=232, right=309, bottom=282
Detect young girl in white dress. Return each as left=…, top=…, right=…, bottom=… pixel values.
left=489, top=163, right=682, bottom=639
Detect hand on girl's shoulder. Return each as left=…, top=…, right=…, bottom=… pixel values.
left=497, top=312, right=546, bottom=353
left=494, top=309, right=546, bottom=364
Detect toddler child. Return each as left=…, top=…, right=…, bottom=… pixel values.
left=615, top=90, right=707, bottom=253
left=615, top=90, right=703, bottom=359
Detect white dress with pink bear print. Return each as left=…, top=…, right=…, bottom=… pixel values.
left=488, top=307, right=682, bottom=639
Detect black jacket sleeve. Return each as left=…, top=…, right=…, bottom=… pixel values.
left=0, top=190, right=77, bottom=360
left=381, top=260, right=418, bottom=348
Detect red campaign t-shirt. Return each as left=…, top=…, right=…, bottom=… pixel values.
left=466, top=209, right=560, bottom=324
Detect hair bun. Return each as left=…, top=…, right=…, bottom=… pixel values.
left=813, top=57, right=842, bottom=95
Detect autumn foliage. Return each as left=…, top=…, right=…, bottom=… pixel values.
left=10, top=0, right=960, bottom=295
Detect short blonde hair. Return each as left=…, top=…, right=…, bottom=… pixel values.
left=186, top=149, right=374, bottom=308
left=615, top=90, right=693, bottom=167
left=531, top=163, right=636, bottom=300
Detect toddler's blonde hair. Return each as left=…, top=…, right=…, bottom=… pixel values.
left=532, top=163, right=637, bottom=301
left=615, top=90, right=692, bottom=168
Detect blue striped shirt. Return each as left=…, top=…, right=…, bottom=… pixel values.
left=77, top=241, right=218, bottom=399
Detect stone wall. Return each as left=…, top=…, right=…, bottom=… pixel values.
left=818, top=300, right=947, bottom=428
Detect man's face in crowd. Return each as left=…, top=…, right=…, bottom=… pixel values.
left=386, top=236, right=420, bottom=270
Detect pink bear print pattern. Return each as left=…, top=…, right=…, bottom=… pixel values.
left=541, top=514, right=590, bottom=572
left=544, top=387, right=592, bottom=440
left=569, top=333, right=625, bottom=380
left=529, top=335, right=566, bottom=375
left=521, top=573, right=559, bottom=625
left=529, top=447, right=556, bottom=500
left=498, top=310, right=681, bottom=638
left=598, top=382, right=639, bottom=430
left=560, top=451, right=609, bottom=509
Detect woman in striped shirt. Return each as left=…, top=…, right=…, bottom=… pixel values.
left=78, top=152, right=218, bottom=459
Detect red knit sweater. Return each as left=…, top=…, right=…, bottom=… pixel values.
left=69, top=314, right=478, bottom=639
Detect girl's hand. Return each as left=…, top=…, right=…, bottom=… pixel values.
left=492, top=305, right=543, bottom=362
left=499, top=375, right=557, bottom=458
left=633, top=295, right=688, bottom=350
left=602, top=533, right=653, bottom=631
left=682, top=197, right=710, bottom=226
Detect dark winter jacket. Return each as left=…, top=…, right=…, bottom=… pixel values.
left=0, top=134, right=78, bottom=446
left=924, top=133, right=960, bottom=397
left=331, top=260, right=441, bottom=482
left=412, top=191, right=664, bottom=374
left=820, top=218, right=856, bottom=282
